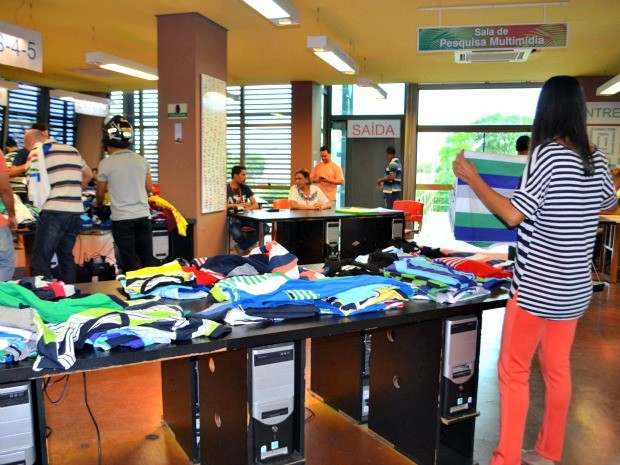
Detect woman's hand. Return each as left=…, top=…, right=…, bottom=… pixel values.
left=452, top=150, right=480, bottom=185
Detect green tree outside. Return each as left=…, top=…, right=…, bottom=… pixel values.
left=418, top=113, right=533, bottom=212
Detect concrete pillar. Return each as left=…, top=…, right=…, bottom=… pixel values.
left=157, top=13, right=228, bottom=258
left=291, top=81, right=322, bottom=178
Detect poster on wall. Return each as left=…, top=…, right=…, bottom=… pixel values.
left=200, top=74, right=227, bottom=214
left=589, top=126, right=619, bottom=166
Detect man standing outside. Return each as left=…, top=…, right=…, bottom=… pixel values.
left=96, top=115, right=154, bottom=273
left=515, top=135, right=530, bottom=155
left=0, top=149, right=17, bottom=281
left=24, top=129, right=93, bottom=283
left=227, top=165, right=259, bottom=255
left=310, top=146, right=344, bottom=208
left=376, top=146, right=402, bottom=209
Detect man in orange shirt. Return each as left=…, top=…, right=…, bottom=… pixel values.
left=310, top=146, right=344, bottom=208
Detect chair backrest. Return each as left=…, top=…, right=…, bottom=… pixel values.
left=272, top=198, right=290, bottom=209
left=392, top=200, right=424, bottom=222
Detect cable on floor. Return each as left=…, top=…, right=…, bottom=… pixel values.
left=83, top=372, right=102, bottom=465
left=43, top=375, right=70, bottom=404
left=305, top=407, right=315, bottom=422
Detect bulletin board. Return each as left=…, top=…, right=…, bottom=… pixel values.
left=200, top=74, right=227, bottom=214
left=589, top=126, right=620, bottom=166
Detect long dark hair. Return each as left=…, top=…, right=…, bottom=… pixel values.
left=530, top=75, right=593, bottom=175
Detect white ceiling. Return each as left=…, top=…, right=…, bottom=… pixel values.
left=0, top=0, right=619, bottom=93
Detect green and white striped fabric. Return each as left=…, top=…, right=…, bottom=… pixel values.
left=451, top=151, right=527, bottom=243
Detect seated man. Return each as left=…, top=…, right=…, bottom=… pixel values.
left=227, top=165, right=259, bottom=255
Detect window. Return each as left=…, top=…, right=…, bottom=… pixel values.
left=1, top=84, right=76, bottom=150
left=226, top=85, right=292, bottom=202
left=109, top=90, right=159, bottom=182
left=5, top=84, right=40, bottom=147
left=48, top=97, right=76, bottom=145
left=331, top=83, right=405, bottom=116
left=416, top=85, right=541, bottom=213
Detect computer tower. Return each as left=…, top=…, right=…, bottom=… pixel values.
left=392, top=218, right=404, bottom=239
left=250, top=343, right=296, bottom=463
left=442, top=315, right=478, bottom=418
left=309, top=332, right=370, bottom=424
left=153, top=229, right=170, bottom=263
left=0, top=382, right=36, bottom=465
left=324, top=220, right=340, bottom=260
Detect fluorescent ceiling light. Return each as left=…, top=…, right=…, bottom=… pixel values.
left=356, top=77, right=388, bottom=99
left=242, top=0, right=300, bottom=26
left=0, top=80, right=20, bottom=90
left=596, top=74, right=620, bottom=96
left=86, top=51, right=158, bottom=81
left=307, top=36, right=358, bottom=75
left=226, top=91, right=240, bottom=102
left=49, top=89, right=110, bottom=117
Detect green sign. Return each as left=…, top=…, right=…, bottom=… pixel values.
left=418, top=23, right=568, bottom=52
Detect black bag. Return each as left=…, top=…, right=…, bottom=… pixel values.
left=76, top=257, right=116, bottom=283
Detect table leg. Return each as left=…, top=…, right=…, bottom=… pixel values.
left=22, top=233, right=35, bottom=277
left=611, top=223, right=620, bottom=284
left=258, top=222, right=265, bottom=246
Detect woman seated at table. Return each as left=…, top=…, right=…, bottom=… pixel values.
left=289, top=168, right=332, bottom=210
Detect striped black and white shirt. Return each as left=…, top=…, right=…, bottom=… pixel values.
left=510, top=142, right=617, bottom=320
left=37, top=139, right=86, bottom=214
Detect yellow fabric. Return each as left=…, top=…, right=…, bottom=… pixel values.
left=148, top=194, right=188, bottom=236
left=125, top=261, right=184, bottom=279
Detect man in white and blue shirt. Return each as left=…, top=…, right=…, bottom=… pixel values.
left=377, top=146, right=402, bottom=209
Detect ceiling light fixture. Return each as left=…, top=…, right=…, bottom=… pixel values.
left=242, top=0, right=300, bottom=26
left=49, top=89, right=111, bottom=117
left=356, top=77, right=388, bottom=99
left=307, top=36, right=358, bottom=75
left=86, top=51, right=158, bottom=81
left=596, top=75, right=620, bottom=96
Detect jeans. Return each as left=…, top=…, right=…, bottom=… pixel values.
left=0, top=226, right=15, bottom=281
left=31, top=211, right=80, bottom=283
left=229, top=218, right=259, bottom=250
left=384, top=191, right=401, bottom=210
left=112, top=217, right=154, bottom=272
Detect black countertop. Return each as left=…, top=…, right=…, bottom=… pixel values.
left=0, top=280, right=508, bottom=383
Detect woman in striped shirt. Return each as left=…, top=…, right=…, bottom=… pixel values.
left=453, top=75, right=617, bottom=465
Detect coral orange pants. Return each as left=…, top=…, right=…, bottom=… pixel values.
left=489, top=293, right=578, bottom=465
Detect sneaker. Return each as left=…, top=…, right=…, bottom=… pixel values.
left=522, top=449, right=555, bottom=465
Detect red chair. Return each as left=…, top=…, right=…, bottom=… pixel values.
left=272, top=198, right=290, bottom=209
left=393, top=200, right=424, bottom=238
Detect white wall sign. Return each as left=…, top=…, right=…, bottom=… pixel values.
left=587, top=102, right=620, bottom=125
left=0, top=87, right=8, bottom=107
left=200, top=75, right=227, bottom=214
left=589, top=126, right=620, bottom=166
left=168, top=103, right=188, bottom=119
left=347, top=119, right=401, bottom=138
left=74, top=99, right=109, bottom=117
left=0, top=20, right=42, bottom=73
